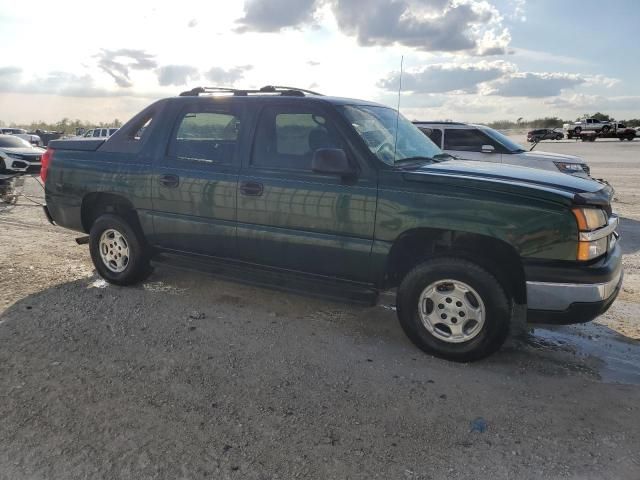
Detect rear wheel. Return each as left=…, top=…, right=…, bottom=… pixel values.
left=601, top=125, right=610, bottom=133
left=396, top=257, right=511, bottom=362
left=574, top=127, right=582, bottom=135
left=89, top=213, right=152, bottom=285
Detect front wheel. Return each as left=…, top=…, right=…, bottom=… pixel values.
left=574, top=127, right=582, bottom=135
left=601, top=126, right=610, bottom=133
left=89, top=213, right=152, bottom=285
left=396, top=258, right=511, bottom=362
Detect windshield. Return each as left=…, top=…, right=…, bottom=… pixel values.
left=339, top=105, right=442, bottom=166
left=480, top=127, right=526, bottom=153
left=0, top=136, right=32, bottom=148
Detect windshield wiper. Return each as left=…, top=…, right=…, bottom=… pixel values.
left=392, top=156, right=433, bottom=169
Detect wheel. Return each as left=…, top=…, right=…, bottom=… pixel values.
left=556, top=134, right=563, bottom=140
left=396, top=257, right=511, bottom=362
left=574, top=127, right=582, bottom=135
left=589, top=136, right=596, bottom=142
left=601, top=125, right=610, bottom=133
left=89, top=213, right=152, bottom=285
left=619, top=137, right=625, bottom=141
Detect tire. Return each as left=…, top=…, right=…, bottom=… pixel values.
left=396, top=257, right=511, bottom=362
left=556, top=134, right=563, bottom=140
left=574, top=127, right=582, bottom=135
left=89, top=213, right=152, bottom=285
left=601, top=126, right=610, bottom=133
left=589, top=136, right=596, bottom=142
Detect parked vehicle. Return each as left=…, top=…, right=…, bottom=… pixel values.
left=414, top=122, right=590, bottom=177
left=42, top=86, right=622, bottom=362
left=78, top=127, right=119, bottom=139
left=0, top=135, right=45, bottom=173
left=0, top=128, right=42, bottom=146
left=527, top=128, right=564, bottom=142
left=564, top=118, right=612, bottom=138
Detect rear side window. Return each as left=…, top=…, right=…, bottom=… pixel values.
left=252, top=106, right=342, bottom=170
left=171, top=111, right=240, bottom=163
left=92, top=130, right=101, bottom=138
left=444, top=129, right=492, bottom=152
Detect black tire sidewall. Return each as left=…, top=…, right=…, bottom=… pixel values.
left=89, top=214, right=150, bottom=285
left=396, top=258, right=511, bottom=362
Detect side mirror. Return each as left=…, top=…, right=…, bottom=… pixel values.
left=481, top=144, right=495, bottom=153
left=312, top=148, right=354, bottom=176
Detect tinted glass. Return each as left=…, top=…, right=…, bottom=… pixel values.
left=419, top=127, right=442, bottom=147
left=92, top=130, right=101, bottom=137
left=173, top=111, right=240, bottom=162
left=252, top=107, right=341, bottom=170
left=443, top=129, right=491, bottom=151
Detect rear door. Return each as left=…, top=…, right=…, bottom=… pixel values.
left=150, top=103, right=243, bottom=258
left=443, top=128, right=503, bottom=163
left=236, top=102, right=377, bottom=282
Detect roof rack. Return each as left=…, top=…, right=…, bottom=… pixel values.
left=179, top=85, right=323, bottom=97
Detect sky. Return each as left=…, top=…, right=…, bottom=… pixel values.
left=0, top=0, right=638, bottom=125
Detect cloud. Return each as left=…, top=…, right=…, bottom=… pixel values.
left=187, top=18, right=198, bottom=28
left=95, top=49, right=157, bottom=88
left=204, top=65, right=253, bottom=85
left=236, top=0, right=318, bottom=32
left=307, top=61, right=320, bottom=66
left=234, top=0, right=511, bottom=55
left=545, top=94, right=640, bottom=112
left=156, top=65, right=200, bottom=86
left=379, top=61, right=515, bottom=94
left=0, top=66, right=22, bottom=76
left=487, top=72, right=588, bottom=97
left=0, top=69, right=140, bottom=98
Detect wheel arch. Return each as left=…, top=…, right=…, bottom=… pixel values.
left=80, top=192, right=141, bottom=233
left=383, top=228, right=526, bottom=305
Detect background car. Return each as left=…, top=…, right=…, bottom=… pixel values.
left=527, top=128, right=564, bottom=142
left=414, top=121, right=590, bottom=177
left=0, top=134, right=45, bottom=174
left=0, top=127, right=42, bottom=146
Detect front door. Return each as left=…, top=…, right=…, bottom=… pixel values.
left=443, top=128, right=503, bottom=163
left=149, top=104, right=243, bottom=258
left=236, top=103, right=377, bottom=283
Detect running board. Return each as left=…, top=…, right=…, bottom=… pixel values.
left=151, top=253, right=379, bottom=306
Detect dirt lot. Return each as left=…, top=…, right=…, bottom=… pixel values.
left=1, top=137, right=639, bottom=479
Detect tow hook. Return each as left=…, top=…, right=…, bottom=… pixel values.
left=75, top=236, right=90, bottom=245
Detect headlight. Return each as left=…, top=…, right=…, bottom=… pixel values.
left=572, top=208, right=607, bottom=231
left=572, top=208, right=609, bottom=261
left=555, top=162, right=585, bottom=174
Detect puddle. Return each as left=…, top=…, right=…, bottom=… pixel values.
left=530, top=323, right=640, bottom=385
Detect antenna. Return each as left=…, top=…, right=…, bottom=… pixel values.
left=393, top=55, right=404, bottom=162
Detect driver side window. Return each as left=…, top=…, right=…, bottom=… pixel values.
left=252, top=106, right=342, bottom=171
left=444, top=129, right=495, bottom=152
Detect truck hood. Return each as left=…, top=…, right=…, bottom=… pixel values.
left=518, top=150, right=585, bottom=164
left=404, top=160, right=610, bottom=205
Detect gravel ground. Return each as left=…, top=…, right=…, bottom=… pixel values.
left=1, top=137, right=639, bottom=479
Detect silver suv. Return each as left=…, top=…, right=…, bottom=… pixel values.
left=413, top=121, right=591, bottom=177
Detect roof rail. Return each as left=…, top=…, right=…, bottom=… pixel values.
left=179, top=85, right=323, bottom=97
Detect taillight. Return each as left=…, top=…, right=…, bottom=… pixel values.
left=40, top=148, right=54, bottom=182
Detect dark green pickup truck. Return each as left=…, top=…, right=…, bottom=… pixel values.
left=42, top=86, right=623, bottom=361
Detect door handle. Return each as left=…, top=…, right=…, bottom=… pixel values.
left=159, top=174, right=179, bottom=188
left=239, top=181, right=264, bottom=196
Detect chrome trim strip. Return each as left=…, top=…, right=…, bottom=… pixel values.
left=579, top=215, right=618, bottom=241
left=526, top=269, right=623, bottom=311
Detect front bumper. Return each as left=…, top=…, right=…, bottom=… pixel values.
left=525, top=243, right=623, bottom=324
left=3, top=157, right=41, bottom=173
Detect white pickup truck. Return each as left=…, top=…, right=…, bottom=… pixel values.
left=564, top=118, right=612, bottom=138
